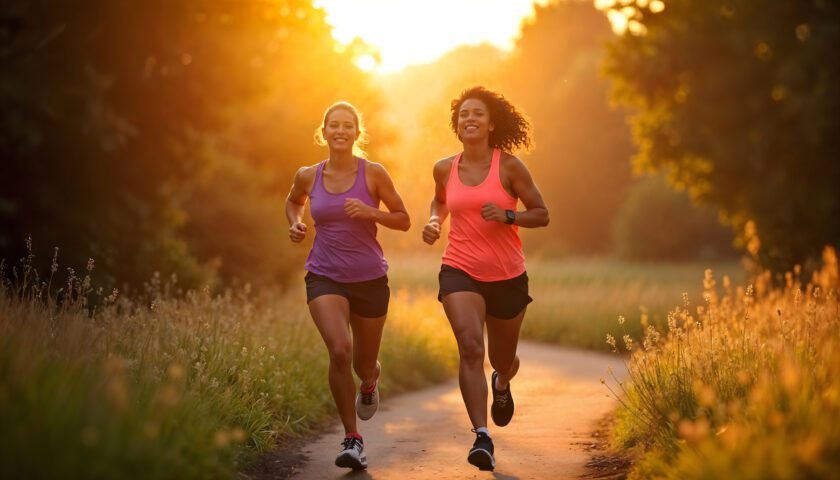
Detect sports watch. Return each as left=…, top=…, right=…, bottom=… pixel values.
left=504, top=209, right=516, bottom=225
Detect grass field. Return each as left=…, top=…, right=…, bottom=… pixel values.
left=0, top=251, right=457, bottom=479
left=605, top=248, right=840, bottom=479
left=388, top=253, right=746, bottom=350
left=0, top=247, right=750, bottom=478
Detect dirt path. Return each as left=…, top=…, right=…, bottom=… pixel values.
left=288, top=341, right=627, bottom=480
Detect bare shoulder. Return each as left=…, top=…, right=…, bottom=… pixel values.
left=433, top=155, right=456, bottom=179
left=293, top=163, right=320, bottom=190
left=500, top=151, right=525, bottom=168
left=364, top=159, right=390, bottom=178
left=500, top=151, right=530, bottom=176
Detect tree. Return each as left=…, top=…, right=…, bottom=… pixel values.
left=0, top=0, right=382, bottom=288
left=502, top=0, right=635, bottom=254
left=601, top=0, right=840, bottom=271
left=611, top=175, right=734, bottom=260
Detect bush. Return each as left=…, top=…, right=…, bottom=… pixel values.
left=611, top=175, right=735, bottom=260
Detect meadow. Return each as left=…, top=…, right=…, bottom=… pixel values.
left=0, top=244, right=747, bottom=478
left=0, top=245, right=458, bottom=479
left=388, top=253, right=746, bottom=350
left=604, top=248, right=840, bottom=479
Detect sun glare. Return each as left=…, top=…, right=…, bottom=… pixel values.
left=355, top=54, right=378, bottom=72
left=314, top=0, right=552, bottom=74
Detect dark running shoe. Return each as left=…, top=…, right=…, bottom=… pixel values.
left=467, top=431, right=495, bottom=471
left=335, top=435, right=367, bottom=470
left=491, top=370, right=515, bottom=427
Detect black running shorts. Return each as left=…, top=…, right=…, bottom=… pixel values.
left=438, top=264, right=532, bottom=319
left=304, top=271, right=390, bottom=318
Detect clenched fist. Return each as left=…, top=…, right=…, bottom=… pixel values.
left=344, top=198, right=376, bottom=220
left=423, top=218, right=441, bottom=245
left=480, top=202, right=506, bottom=223
left=289, top=222, right=307, bottom=242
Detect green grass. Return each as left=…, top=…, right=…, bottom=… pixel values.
left=0, top=253, right=457, bottom=479
left=0, top=246, right=752, bottom=478
left=388, top=253, right=746, bottom=350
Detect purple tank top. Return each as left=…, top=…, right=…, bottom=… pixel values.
left=304, top=158, right=388, bottom=282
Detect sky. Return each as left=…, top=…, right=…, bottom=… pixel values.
left=313, top=0, right=552, bottom=73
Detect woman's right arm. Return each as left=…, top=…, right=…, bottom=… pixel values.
left=286, top=167, right=312, bottom=243
left=422, top=159, right=450, bottom=245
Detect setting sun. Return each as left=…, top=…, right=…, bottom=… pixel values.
left=314, top=0, right=552, bottom=73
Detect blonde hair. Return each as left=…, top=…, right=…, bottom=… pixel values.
left=313, top=101, right=369, bottom=158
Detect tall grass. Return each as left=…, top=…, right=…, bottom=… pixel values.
left=605, top=247, right=840, bottom=479
left=388, top=253, right=745, bottom=350
left=0, top=242, right=457, bottom=479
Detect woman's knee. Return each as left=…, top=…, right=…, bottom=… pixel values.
left=458, top=338, right=485, bottom=365
left=327, top=342, right=353, bottom=368
left=489, top=353, right=519, bottom=376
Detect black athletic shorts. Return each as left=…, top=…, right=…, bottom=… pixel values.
left=437, top=264, right=532, bottom=319
left=304, top=271, right=390, bottom=318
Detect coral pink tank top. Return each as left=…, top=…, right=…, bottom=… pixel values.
left=442, top=148, right=526, bottom=281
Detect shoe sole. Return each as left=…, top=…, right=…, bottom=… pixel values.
left=335, top=452, right=368, bottom=470
left=467, top=449, right=495, bottom=471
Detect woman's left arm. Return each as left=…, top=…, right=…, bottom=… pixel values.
left=481, top=157, right=549, bottom=228
left=344, top=163, right=411, bottom=231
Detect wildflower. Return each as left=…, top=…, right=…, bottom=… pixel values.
left=622, top=334, right=634, bottom=351
left=618, top=315, right=625, bottom=325
left=606, top=333, right=617, bottom=352
left=667, top=311, right=677, bottom=330
left=703, top=269, right=716, bottom=291
left=643, top=325, right=660, bottom=351
left=51, top=247, right=59, bottom=274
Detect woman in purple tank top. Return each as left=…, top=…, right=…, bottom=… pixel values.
left=285, top=102, right=410, bottom=471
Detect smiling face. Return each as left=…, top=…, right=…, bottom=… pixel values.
left=322, top=108, right=359, bottom=153
left=457, top=98, right=494, bottom=145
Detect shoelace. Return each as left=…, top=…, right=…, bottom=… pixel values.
left=494, top=392, right=509, bottom=408
left=341, top=437, right=362, bottom=452
left=360, top=384, right=376, bottom=405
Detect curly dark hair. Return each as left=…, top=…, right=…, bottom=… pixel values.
left=450, top=86, right=532, bottom=152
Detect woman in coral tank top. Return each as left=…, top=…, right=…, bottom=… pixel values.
left=422, top=87, right=549, bottom=472
left=286, top=102, right=410, bottom=471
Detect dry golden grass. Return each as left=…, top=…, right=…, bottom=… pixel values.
left=606, top=247, right=840, bottom=479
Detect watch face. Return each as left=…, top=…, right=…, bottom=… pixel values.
left=505, top=210, right=515, bottom=224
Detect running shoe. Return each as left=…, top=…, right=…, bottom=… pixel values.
left=491, top=370, right=515, bottom=426
left=467, top=431, right=495, bottom=471
left=335, top=435, right=367, bottom=470
left=356, top=380, right=379, bottom=420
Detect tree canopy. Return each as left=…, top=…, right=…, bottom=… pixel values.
left=602, top=0, right=840, bottom=271
left=0, top=0, right=382, bottom=288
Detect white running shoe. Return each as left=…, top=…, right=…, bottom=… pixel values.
left=335, top=435, right=367, bottom=470
left=355, top=380, right=379, bottom=420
